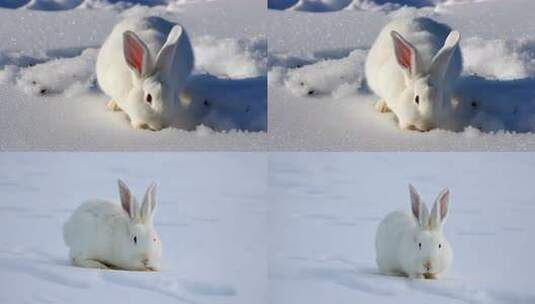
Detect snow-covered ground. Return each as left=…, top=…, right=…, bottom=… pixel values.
left=0, top=0, right=267, bottom=151
left=269, top=153, right=535, bottom=303
left=1, top=152, right=534, bottom=304
left=268, top=0, right=535, bottom=150
left=0, top=153, right=267, bottom=304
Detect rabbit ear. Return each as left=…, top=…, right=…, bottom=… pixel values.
left=430, top=188, right=450, bottom=229
left=140, top=182, right=157, bottom=221
left=409, top=184, right=429, bottom=227
left=123, top=31, right=153, bottom=78
left=429, top=30, right=460, bottom=82
left=118, top=179, right=138, bottom=219
left=391, top=31, right=421, bottom=78
left=154, top=25, right=183, bottom=77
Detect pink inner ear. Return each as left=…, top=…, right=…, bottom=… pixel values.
left=124, top=34, right=144, bottom=76
left=440, top=198, right=448, bottom=220
left=393, top=36, right=413, bottom=73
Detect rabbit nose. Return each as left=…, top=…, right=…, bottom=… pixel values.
left=424, top=261, right=432, bottom=271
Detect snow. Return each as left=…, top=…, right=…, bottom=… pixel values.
left=267, top=0, right=535, bottom=150
left=269, top=153, right=535, bottom=304
left=268, top=0, right=493, bottom=12
left=0, top=153, right=267, bottom=304
left=0, top=0, right=267, bottom=150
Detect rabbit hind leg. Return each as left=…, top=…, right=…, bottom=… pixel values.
left=72, top=255, right=109, bottom=269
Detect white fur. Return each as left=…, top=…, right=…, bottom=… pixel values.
left=365, top=17, right=463, bottom=131
left=96, top=16, right=194, bottom=130
left=63, top=180, right=162, bottom=271
left=375, top=184, right=452, bottom=279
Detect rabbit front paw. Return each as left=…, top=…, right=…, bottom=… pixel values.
left=375, top=100, right=391, bottom=113
left=106, top=100, right=121, bottom=112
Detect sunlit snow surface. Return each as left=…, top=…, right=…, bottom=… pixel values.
left=0, top=0, right=267, bottom=150
left=268, top=0, right=535, bottom=150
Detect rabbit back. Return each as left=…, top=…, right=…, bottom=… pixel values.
left=375, top=210, right=415, bottom=274
left=63, top=200, right=125, bottom=262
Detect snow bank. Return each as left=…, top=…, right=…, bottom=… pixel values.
left=270, top=49, right=367, bottom=98
left=0, top=0, right=196, bottom=11
left=268, top=0, right=492, bottom=12
left=1, top=48, right=98, bottom=97
left=194, top=36, right=267, bottom=79
left=463, top=37, right=535, bottom=80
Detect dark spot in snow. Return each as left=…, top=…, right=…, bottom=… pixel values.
left=204, top=100, right=210, bottom=107
left=245, top=106, right=251, bottom=113
left=296, top=64, right=303, bottom=68
left=471, top=101, right=478, bottom=109
left=39, top=88, right=47, bottom=95
left=31, top=81, right=37, bottom=85
left=300, top=82, right=305, bottom=87
left=307, top=90, right=315, bottom=96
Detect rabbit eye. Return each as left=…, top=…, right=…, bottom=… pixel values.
left=145, top=94, right=152, bottom=104
left=133, top=236, right=137, bottom=244
left=418, top=242, right=422, bottom=250
left=438, top=243, right=442, bottom=249
left=414, top=95, right=420, bottom=105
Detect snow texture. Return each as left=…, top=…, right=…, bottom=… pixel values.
left=0, top=153, right=267, bottom=304
left=268, top=0, right=492, bottom=12
left=0, top=0, right=267, bottom=150
left=268, top=0, right=535, bottom=150
left=269, top=153, right=535, bottom=304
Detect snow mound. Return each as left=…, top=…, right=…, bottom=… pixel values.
left=194, top=36, right=267, bottom=79
left=453, top=36, right=535, bottom=132
left=269, top=49, right=367, bottom=98
left=0, top=0, right=205, bottom=11
left=268, top=0, right=492, bottom=12
left=463, top=37, right=535, bottom=80
left=1, top=48, right=97, bottom=97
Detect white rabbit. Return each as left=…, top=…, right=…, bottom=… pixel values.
left=63, top=180, right=162, bottom=271
left=375, top=184, right=452, bottom=279
left=96, top=16, right=194, bottom=130
left=365, top=17, right=463, bottom=131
